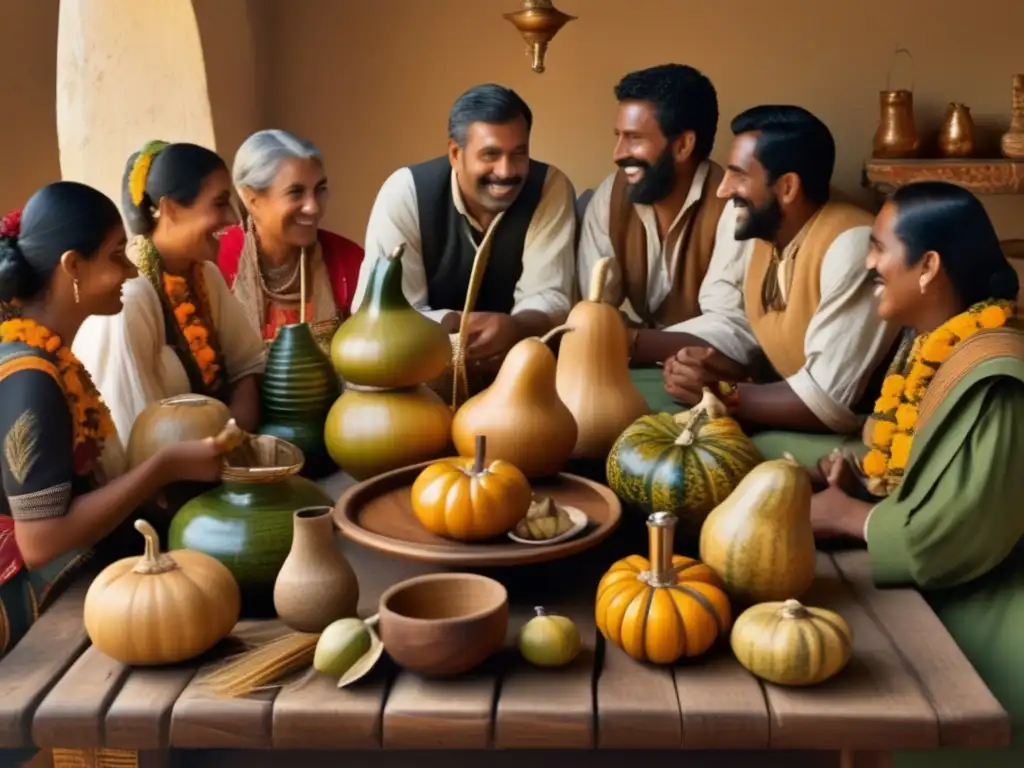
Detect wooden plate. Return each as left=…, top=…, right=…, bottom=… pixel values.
left=333, top=461, right=622, bottom=567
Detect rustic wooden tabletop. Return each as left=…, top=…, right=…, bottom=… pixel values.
left=0, top=472, right=1010, bottom=768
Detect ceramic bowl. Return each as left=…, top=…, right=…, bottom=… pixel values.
left=377, top=573, right=508, bottom=676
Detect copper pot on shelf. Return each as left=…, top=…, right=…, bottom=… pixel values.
left=872, top=48, right=920, bottom=159
left=937, top=103, right=976, bottom=158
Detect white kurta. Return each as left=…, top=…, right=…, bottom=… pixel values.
left=74, top=261, right=267, bottom=448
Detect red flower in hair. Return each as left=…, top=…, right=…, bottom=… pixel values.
left=0, top=209, right=21, bottom=239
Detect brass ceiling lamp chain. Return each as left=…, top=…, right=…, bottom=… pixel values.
left=503, top=0, right=577, bottom=74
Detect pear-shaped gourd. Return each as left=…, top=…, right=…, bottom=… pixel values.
left=330, top=244, right=452, bottom=389
left=555, top=257, right=649, bottom=460
left=451, top=326, right=577, bottom=478
left=698, top=454, right=816, bottom=604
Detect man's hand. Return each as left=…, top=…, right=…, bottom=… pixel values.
left=464, top=312, right=522, bottom=360
left=662, top=347, right=739, bottom=406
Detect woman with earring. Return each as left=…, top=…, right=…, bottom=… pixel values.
left=74, top=141, right=266, bottom=447
left=0, top=182, right=237, bottom=660
left=217, top=129, right=364, bottom=349
left=808, top=181, right=1024, bottom=768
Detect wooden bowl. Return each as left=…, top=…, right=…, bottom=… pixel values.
left=378, top=573, right=508, bottom=676
left=333, top=461, right=622, bottom=566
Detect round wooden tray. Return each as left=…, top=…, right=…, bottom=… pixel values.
left=333, top=460, right=622, bottom=566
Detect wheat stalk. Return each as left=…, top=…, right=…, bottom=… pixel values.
left=195, top=631, right=319, bottom=698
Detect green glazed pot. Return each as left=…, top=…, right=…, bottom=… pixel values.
left=259, top=322, right=340, bottom=479
left=168, top=435, right=334, bottom=617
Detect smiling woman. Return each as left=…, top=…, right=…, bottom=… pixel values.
left=72, top=141, right=267, bottom=449
left=217, top=129, right=365, bottom=348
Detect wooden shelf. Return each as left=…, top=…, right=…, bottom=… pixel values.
left=862, top=158, right=1024, bottom=195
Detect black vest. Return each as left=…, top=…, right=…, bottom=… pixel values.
left=409, top=155, right=549, bottom=313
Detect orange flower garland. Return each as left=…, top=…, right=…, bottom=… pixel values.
left=863, top=299, right=1014, bottom=494
left=0, top=317, right=115, bottom=474
left=162, top=267, right=223, bottom=389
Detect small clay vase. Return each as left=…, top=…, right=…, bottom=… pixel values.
left=937, top=103, right=976, bottom=158
left=273, top=506, right=359, bottom=632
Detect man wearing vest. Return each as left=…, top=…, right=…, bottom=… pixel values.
left=657, top=105, right=899, bottom=450
left=353, top=83, right=576, bottom=367
left=578, top=64, right=746, bottom=366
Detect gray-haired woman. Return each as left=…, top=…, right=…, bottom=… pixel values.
left=216, top=129, right=364, bottom=346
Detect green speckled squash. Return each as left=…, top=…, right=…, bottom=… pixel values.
left=605, top=388, right=762, bottom=534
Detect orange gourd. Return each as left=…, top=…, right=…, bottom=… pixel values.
left=595, top=511, right=732, bottom=664
left=410, top=435, right=532, bottom=541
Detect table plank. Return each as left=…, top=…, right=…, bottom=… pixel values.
left=597, top=643, right=682, bottom=749
left=0, top=578, right=91, bottom=748
left=675, top=652, right=771, bottom=749
left=104, top=666, right=197, bottom=749
left=833, top=548, right=1010, bottom=749
left=761, top=553, right=939, bottom=750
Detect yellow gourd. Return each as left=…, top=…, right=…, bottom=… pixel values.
left=410, top=435, right=532, bottom=541
left=517, top=606, right=581, bottom=668
left=731, top=599, right=853, bottom=686
left=84, top=520, right=240, bottom=665
left=595, top=512, right=732, bottom=664
left=451, top=325, right=577, bottom=478
left=699, top=455, right=816, bottom=604
left=555, top=257, right=650, bottom=460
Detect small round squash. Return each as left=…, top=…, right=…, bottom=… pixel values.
left=410, top=435, right=532, bottom=541
left=84, top=520, right=241, bottom=665
left=595, top=511, right=732, bottom=664
left=730, top=599, right=853, bottom=686
left=517, top=606, right=581, bottom=668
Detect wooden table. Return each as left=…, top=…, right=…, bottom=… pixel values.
left=0, top=472, right=1010, bottom=768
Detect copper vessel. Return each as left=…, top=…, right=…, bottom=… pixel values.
left=503, top=0, right=576, bottom=74
left=937, top=103, right=976, bottom=158
left=1001, top=75, right=1024, bottom=160
left=872, top=48, right=919, bottom=158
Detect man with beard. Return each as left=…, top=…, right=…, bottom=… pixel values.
left=659, top=105, right=899, bottom=438
left=354, top=83, right=575, bottom=367
left=578, top=64, right=745, bottom=366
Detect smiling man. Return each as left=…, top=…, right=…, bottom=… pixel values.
left=353, top=84, right=576, bottom=367
left=578, top=64, right=747, bottom=366
left=661, top=105, right=900, bottom=437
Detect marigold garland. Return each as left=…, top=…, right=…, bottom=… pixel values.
left=863, top=299, right=1014, bottom=494
left=127, top=140, right=169, bottom=207
left=163, top=268, right=223, bottom=389
left=0, top=318, right=115, bottom=475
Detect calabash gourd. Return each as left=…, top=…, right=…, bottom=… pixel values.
left=84, top=520, right=240, bottom=665
left=731, top=599, right=853, bottom=686
left=126, top=394, right=231, bottom=470
left=517, top=606, right=581, bottom=668
left=699, top=454, right=816, bottom=604
left=410, top=435, right=532, bottom=541
left=555, top=257, right=649, bottom=460
left=451, top=325, right=577, bottom=478
left=330, top=243, right=451, bottom=388
left=595, top=512, right=732, bottom=664
left=606, top=388, right=762, bottom=534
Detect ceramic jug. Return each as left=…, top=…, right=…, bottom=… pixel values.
left=273, top=506, right=360, bottom=632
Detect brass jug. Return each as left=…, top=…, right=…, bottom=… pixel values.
left=937, top=103, right=976, bottom=158
left=872, top=48, right=919, bottom=158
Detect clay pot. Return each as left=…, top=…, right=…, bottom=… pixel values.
left=259, top=323, right=340, bottom=479
left=377, top=573, right=508, bottom=676
left=273, top=506, right=360, bottom=632
left=168, top=435, right=333, bottom=617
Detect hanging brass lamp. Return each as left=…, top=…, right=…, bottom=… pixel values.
left=503, top=1, right=576, bottom=74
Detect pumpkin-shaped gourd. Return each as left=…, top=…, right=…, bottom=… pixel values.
left=410, top=435, right=532, bottom=541
left=84, top=520, right=240, bottom=665
left=699, top=453, right=815, bottom=604
left=605, top=388, right=761, bottom=535
left=731, top=599, right=853, bottom=686
left=126, top=394, right=231, bottom=470
left=517, top=606, right=581, bottom=668
left=595, top=512, right=732, bottom=664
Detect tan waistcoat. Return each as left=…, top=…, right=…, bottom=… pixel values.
left=744, top=202, right=875, bottom=378
left=608, top=162, right=728, bottom=327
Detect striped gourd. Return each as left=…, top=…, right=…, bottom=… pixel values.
left=595, top=512, right=732, bottom=664
left=605, top=388, right=761, bottom=534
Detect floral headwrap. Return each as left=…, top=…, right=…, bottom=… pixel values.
left=127, top=140, right=170, bottom=207
left=0, top=208, right=22, bottom=241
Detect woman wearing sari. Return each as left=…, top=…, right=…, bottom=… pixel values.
left=0, top=181, right=235, bottom=659
left=74, top=141, right=266, bottom=447
left=217, top=129, right=364, bottom=348
left=809, top=181, right=1024, bottom=767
